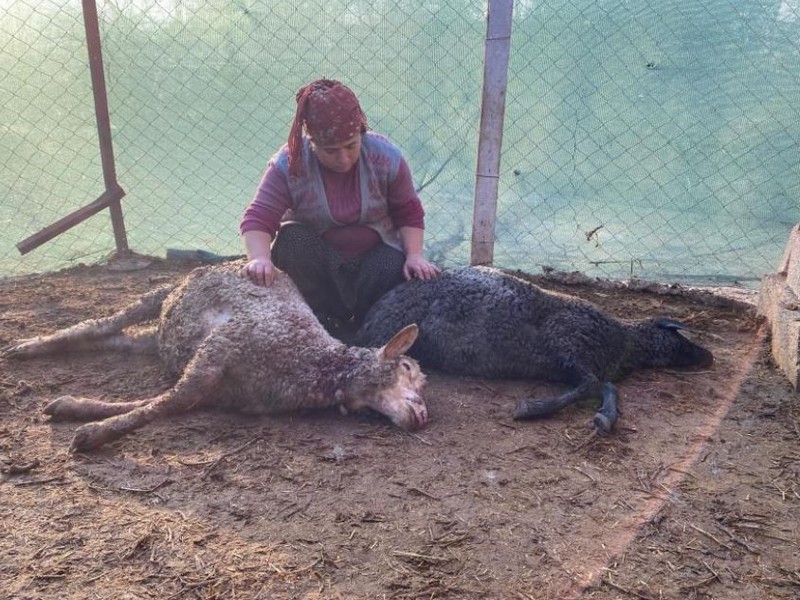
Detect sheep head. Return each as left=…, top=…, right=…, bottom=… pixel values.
left=634, top=318, right=714, bottom=369
left=338, top=324, right=428, bottom=430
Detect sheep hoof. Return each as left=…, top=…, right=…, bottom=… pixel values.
left=70, top=422, right=119, bottom=453
left=44, top=396, right=81, bottom=420
left=591, top=412, right=614, bottom=435
left=2, top=338, right=42, bottom=359
left=592, top=382, right=618, bottom=434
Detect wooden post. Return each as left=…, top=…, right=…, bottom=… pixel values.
left=470, top=0, right=513, bottom=266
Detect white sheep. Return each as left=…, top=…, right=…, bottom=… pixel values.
left=3, top=261, right=427, bottom=451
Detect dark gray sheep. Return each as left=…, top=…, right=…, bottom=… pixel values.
left=4, top=261, right=427, bottom=451
left=354, top=266, right=714, bottom=433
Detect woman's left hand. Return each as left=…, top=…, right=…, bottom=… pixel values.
left=403, top=254, right=441, bottom=281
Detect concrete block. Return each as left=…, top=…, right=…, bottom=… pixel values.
left=758, top=224, right=800, bottom=389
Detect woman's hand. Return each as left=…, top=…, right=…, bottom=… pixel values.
left=240, top=257, right=276, bottom=286
left=403, top=254, right=441, bottom=281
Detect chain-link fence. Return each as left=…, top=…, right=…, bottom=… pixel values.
left=2, top=0, right=798, bottom=288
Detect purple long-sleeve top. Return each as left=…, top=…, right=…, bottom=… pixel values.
left=240, top=154, right=425, bottom=259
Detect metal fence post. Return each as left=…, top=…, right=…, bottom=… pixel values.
left=16, top=0, right=129, bottom=257
left=470, top=0, right=513, bottom=266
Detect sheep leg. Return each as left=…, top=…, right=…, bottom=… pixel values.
left=513, top=378, right=602, bottom=421
left=514, top=380, right=619, bottom=434
left=69, top=346, right=226, bottom=452
left=3, top=285, right=172, bottom=359
left=44, top=396, right=153, bottom=422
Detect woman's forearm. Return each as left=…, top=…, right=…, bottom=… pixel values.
left=242, top=230, right=273, bottom=260
left=399, top=226, right=425, bottom=257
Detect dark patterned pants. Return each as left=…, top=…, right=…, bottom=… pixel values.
left=271, top=222, right=406, bottom=324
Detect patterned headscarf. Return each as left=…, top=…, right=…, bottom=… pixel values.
left=287, top=79, right=369, bottom=175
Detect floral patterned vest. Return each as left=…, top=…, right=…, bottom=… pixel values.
left=269, top=132, right=405, bottom=252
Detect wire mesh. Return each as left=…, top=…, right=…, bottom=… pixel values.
left=2, top=0, right=798, bottom=288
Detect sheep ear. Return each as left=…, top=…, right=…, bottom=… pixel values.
left=379, top=324, right=419, bottom=360
left=654, top=318, right=689, bottom=331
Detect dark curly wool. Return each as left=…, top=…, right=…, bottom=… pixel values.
left=355, top=266, right=714, bottom=432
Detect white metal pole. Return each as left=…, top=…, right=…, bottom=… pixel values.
left=470, top=0, right=513, bottom=266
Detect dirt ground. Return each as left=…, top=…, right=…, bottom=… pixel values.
left=0, top=257, right=798, bottom=600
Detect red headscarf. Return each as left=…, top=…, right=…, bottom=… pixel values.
left=287, top=79, right=369, bottom=176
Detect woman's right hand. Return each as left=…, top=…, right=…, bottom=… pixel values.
left=240, top=257, right=276, bottom=287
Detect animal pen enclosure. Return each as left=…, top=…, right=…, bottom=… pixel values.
left=2, top=259, right=797, bottom=599
left=1, top=1, right=799, bottom=599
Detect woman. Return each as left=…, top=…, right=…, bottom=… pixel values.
left=239, top=78, right=439, bottom=323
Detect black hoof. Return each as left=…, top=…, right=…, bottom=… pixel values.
left=591, top=381, right=619, bottom=434
left=591, top=412, right=614, bottom=434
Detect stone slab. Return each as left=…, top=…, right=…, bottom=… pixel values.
left=758, top=224, right=800, bottom=389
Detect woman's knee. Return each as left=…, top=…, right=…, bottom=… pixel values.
left=272, top=222, right=325, bottom=268
left=273, top=222, right=317, bottom=251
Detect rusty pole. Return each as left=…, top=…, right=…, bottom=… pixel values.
left=16, top=0, right=129, bottom=256
left=82, top=0, right=129, bottom=256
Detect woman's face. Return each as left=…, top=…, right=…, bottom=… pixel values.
left=311, top=133, right=362, bottom=173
